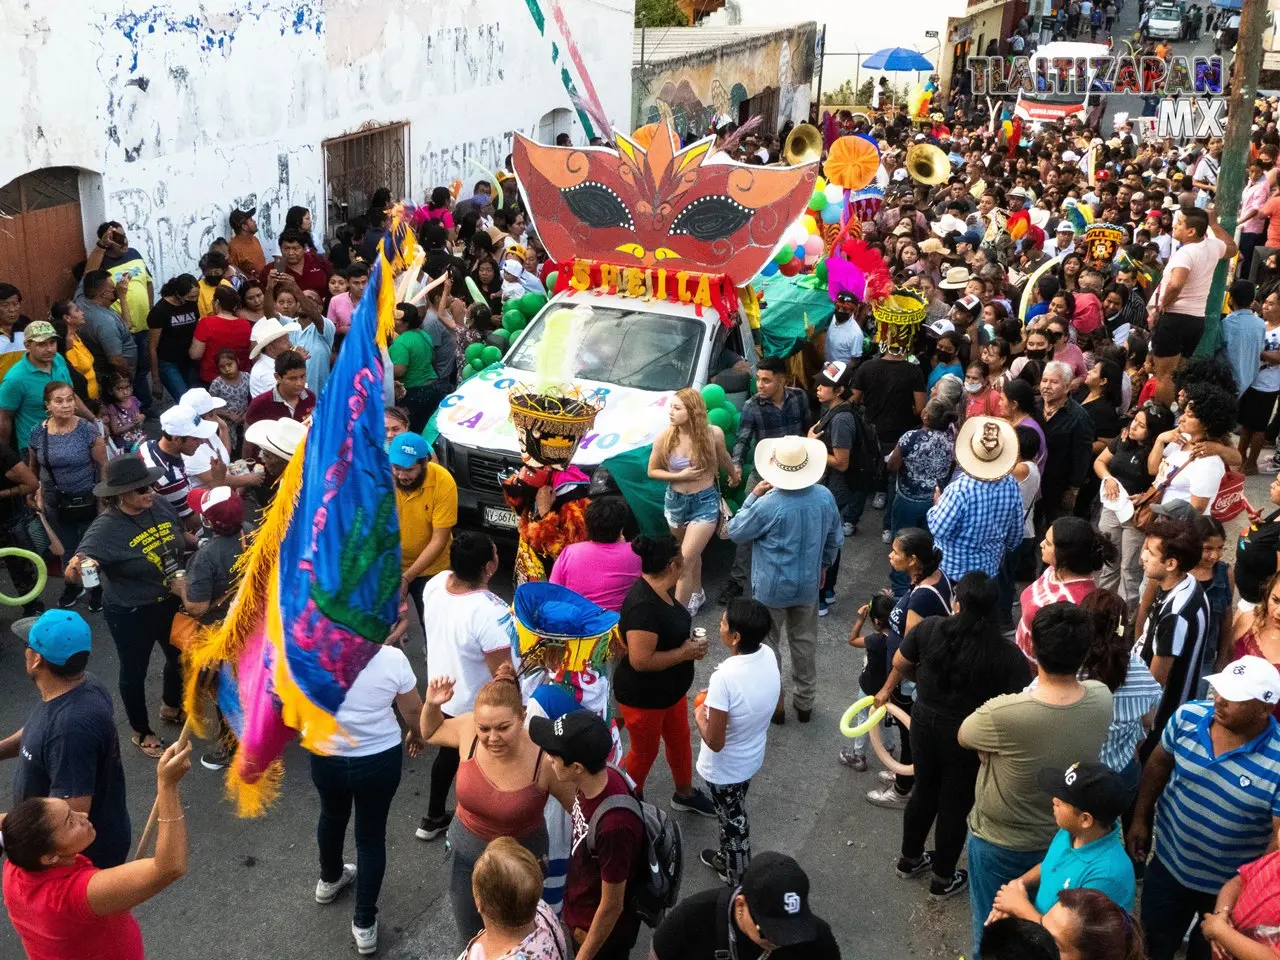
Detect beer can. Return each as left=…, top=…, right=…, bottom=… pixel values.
left=80, top=558, right=100, bottom=589
left=692, top=627, right=707, bottom=641
left=171, top=570, right=186, bottom=582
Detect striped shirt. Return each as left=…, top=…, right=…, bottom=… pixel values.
left=1015, top=568, right=1097, bottom=665
left=1099, top=653, right=1163, bottom=772
left=1140, top=574, right=1210, bottom=754
left=1154, top=701, right=1280, bottom=893
left=138, top=439, right=193, bottom=518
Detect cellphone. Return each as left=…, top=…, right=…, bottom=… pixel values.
left=273, top=255, right=284, bottom=273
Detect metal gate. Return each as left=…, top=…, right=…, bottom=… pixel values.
left=322, top=121, right=410, bottom=237
left=738, top=87, right=780, bottom=134
left=0, top=167, right=84, bottom=322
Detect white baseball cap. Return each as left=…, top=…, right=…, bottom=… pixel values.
left=925, top=318, right=955, bottom=337
left=1206, top=656, right=1280, bottom=706
left=179, top=387, right=226, bottom=416
left=159, top=404, right=218, bottom=439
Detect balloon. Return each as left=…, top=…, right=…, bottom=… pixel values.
left=486, top=329, right=509, bottom=347
left=760, top=261, right=779, bottom=277
left=807, top=191, right=827, bottom=212
left=803, top=251, right=821, bottom=266
left=802, top=214, right=819, bottom=234
left=824, top=183, right=845, bottom=206
left=545, top=271, right=559, bottom=291
left=825, top=136, right=882, bottom=191
left=481, top=345, right=503, bottom=365
left=816, top=175, right=827, bottom=191
left=821, top=204, right=843, bottom=224
left=511, top=313, right=528, bottom=331
left=464, top=276, right=485, bottom=305
left=815, top=260, right=829, bottom=284
left=701, top=383, right=727, bottom=409
left=707, top=406, right=734, bottom=432
left=787, top=225, right=808, bottom=249
left=779, top=259, right=802, bottom=277
left=773, top=244, right=794, bottom=266
left=464, top=342, right=486, bottom=364
left=518, top=292, right=548, bottom=319
left=502, top=308, right=525, bottom=332
left=803, top=235, right=825, bottom=257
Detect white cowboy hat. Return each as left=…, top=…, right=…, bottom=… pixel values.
left=954, top=416, right=1018, bottom=481
left=244, top=417, right=308, bottom=461
left=754, top=435, right=828, bottom=491
left=1029, top=208, right=1051, bottom=229
left=249, top=317, right=302, bottom=360
left=931, top=214, right=968, bottom=238
left=938, top=266, right=973, bottom=289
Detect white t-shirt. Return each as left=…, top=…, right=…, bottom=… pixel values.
left=0, top=331, right=25, bottom=354
left=1158, top=233, right=1227, bottom=316
left=1018, top=461, right=1041, bottom=539
left=1193, top=156, right=1219, bottom=208
left=421, top=571, right=516, bottom=715
left=328, top=646, right=418, bottom=756
left=183, top=434, right=229, bottom=488
left=695, top=647, right=780, bottom=786
left=249, top=355, right=276, bottom=398
left=1157, top=443, right=1226, bottom=506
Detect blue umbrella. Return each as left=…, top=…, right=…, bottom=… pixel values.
left=862, top=47, right=935, bottom=72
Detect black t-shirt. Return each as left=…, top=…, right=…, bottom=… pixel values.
left=12, top=674, right=131, bottom=867
left=615, top=578, right=694, bottom=710
left=859, top=629, right=890, bottom=695
left=851, top=357, right=926, bottom=446
left=1082, top=397, right=1122, bottom=441
left=1238, top=509, right=1280, bottom=604
left=900, top=616, right=1032, bottom=723
left=653, top=888, right=841, bottom=960
left=146, top=299, right=200, bottom=364
left=1107, top=436, right=1153, bottom=495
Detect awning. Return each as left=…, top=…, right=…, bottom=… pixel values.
left=1215, top=0, right=1241, bottom=10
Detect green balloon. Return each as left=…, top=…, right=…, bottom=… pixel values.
left=700, top=383, right=726, bottom=410
left=773, top=244, right=794, bottom=266
left=545, top=271, right=559, bottom=290
left=464, top=342, right=486, bottom=364
left=502, top=309, right=524, bottom=332
left=807, top=191, right=827, bottom=212
left=511, top=313, right=528, bottom=331
left=487, top=329, right=510, bottom=347
left=481, top=345, right=503, bottom=365
left=707, top=406, right=734, bottom=432
left=815, top=260, right=829, bottom=284
left=518, top=292, right=548, bottom=319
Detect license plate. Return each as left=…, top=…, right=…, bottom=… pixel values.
left=482, top=506, right=519, bottom=530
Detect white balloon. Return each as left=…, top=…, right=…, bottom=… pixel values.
left=824, top=184, right=845, bottom=205
left=874, top=165, right=889, bottom=189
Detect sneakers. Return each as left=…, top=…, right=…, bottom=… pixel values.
left=873, top=491, right=887, bottom=509
left=315, top=863, right=356, bottom=904
left=866, top=785, right=910, bottom=808
left=200, top=745, right=232, bottom=771
left=716, top=581, right=743, bottom=605
left=352, top=920, right=378, bottom=955
left=87, top=587, right=103, bottom=613
left=877, top=769, right=897, bottom=784
left=818, top=598, right=829, bottom=617
left=838, top=749, right=867, bottom=771
left=687, top=589, right=706, bottom=617
left=929, top=869, right=969, bottom=901
left=796, top=708, right=812, bottom=723
left=57, top=583, right=85, bottom=608
left=896, top=851, right=934, bottom=878
left=843, top=521, right=856, bottom=537
left=700, top=848, right=730, bottom=884
left=671, top=788, right=717, bottom=818
left=1260, top=456, right=1280, bottom=475
left=22, top=599, right=45, bottom=618
left=881, top=529, right=892, bottom=544
left=415, top=813, right=452, bottom=841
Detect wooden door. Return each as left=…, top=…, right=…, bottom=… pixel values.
left=0, top=168, right=85, bottom=321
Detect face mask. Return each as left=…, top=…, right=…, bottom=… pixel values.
left=964, top=381, right=984, bottom=393
left=937, top=352, right=955, bottom=363
left=1025, top=348, right=1047, bottom=360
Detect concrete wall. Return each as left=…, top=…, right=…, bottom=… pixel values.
left=631, top=23, right=817, bottom=137
left=1, top=0, right=633, bottom=283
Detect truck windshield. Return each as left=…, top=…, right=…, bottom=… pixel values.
left=505, top=305, right=703, bottom=391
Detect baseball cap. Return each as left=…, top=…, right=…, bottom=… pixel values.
left=740, top=853, right=819, bottom=947
left=24, top=320, right=57, bottom=343
left=1036, top=761, right=1133, bottom=824
left=229, top=207, right=256, bottom=231
left=528, top=711, right=613, bottom=768
left=388, top=432, right=431, bottom=468
left=159, top=404, right=218, bottom=439
left=179, top=386, right=227, bottom=416
left=14, top=610, right=92, bottom=666
left=925, top=317, right=955, bottom=337
left=834, top=291, right=859, bottom=306
left=1055, top=221, right=1075, bottom=233
left=196, top=485, right=245, bottom=532
left=1150, top=499, right=1198, bottom=522
left=1205, top=656, right=1280, bottom=705
left=961, top=230, right=984, bottom=249
left=816, top=361, right=849, bottom=389
left=955, top=294, right=982, bottom=316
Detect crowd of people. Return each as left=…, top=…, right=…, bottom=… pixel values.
left=4, top=52, right=1280, bottom=960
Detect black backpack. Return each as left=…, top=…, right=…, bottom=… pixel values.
left=586, top=777, right=684, bottom=927
left=818, top=401, right=883, bottom=492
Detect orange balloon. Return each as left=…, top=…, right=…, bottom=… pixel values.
left=693, top=689, right=708, bottom=710
left=824, top=136, right=880, bottom=191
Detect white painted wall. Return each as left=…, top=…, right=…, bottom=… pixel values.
left=1, top=0, right=633, bottom=283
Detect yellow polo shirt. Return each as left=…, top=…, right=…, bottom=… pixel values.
left=396, top=461, right=458, bottom=578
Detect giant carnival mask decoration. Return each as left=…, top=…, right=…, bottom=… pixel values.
left=1082, top=222, right=1126, bottom=272
left=508, top=384, right=603, bottom=468
left=512, top=120, right=818, bottom=283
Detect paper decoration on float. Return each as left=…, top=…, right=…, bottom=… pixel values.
left=871, top=287, right=928, bottom=356
left=1082, top=222, right=1126, bottom=272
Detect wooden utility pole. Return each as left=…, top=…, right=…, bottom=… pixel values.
left=1198, top=0, right=1266, bottom=356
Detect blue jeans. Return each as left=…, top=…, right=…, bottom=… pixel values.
left=157, top=359, right=196, bottom=406
left=889, top=489, right=932, bottom=593
left=968, top=833, right=1047, bottom=959
left=310, top=744, right=403, bottom=929
left=1141, top=855, right=1216, bottom=960
left=132, top=331, right=153, bottom=409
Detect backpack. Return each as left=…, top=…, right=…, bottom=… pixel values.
left=819, top=401, right=883, bottom=492
left=586, top=777, right=684, bottom=927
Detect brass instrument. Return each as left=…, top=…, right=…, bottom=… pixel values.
left=783, top=123, right=823, bottom=166
left=905, top=143, right=949, bottom=186
left=983, top=208, right=1009, bottom=248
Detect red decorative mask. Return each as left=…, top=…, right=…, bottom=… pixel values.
left=513, top=121, right=817, bottom=284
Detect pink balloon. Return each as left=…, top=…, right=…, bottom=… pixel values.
left=803, top=235, right=824, bottom=256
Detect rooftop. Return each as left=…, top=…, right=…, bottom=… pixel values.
left=633, top=24, right=810, bottom=66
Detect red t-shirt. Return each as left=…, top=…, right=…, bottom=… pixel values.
left=192, top=315, right=252, bottom=383
left=1016, top=568, right=1097, bottom=664
left=1233, top=851, right=1280, bottom=953
left=563, top=768, right=644, bottom=935
left=3, top=856, right=144, bottom=960
left=256, top=260, right=330, bottom=299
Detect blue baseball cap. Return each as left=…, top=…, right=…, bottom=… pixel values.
left=15, top=610, right=92, bottom=665
left=388, top=432, right=431, bottom=468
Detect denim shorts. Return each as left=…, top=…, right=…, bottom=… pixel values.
left=664, top=485, right=720, bottom=528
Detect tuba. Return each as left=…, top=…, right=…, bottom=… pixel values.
left=983, top=208, right=1009, bottom=248
left=905, top=143, right=949, bottom=185
left=783, top=123, right=823, bottom=166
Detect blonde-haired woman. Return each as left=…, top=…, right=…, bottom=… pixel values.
left=460, top=837, right=567, bottom=960
left=648, top=387, right=739, bottom=614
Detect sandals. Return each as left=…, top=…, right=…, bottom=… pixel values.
left=132, top=734, right=165, bottom=759
left=158, top=706, right=186, bottom=726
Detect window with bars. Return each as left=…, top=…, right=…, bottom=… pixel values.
left=0, top=167, right=80, bottom=215
left=322, top=122, right=409, bottom=237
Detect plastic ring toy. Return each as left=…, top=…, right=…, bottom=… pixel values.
left=0, top=548, right=46, bottom=607
left=840, top=695, right=887, bottom=739
left=870, top=701, right=914, bottom=777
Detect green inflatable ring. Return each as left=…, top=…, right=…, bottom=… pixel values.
left=839, top=695, right=887, bottom=739
left=0, top=548, right=47, bottom=606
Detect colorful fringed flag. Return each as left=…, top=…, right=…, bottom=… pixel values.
left=184, top=216, right=417, bottom=815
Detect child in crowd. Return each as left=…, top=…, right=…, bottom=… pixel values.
left=839, top=594, right=896, bottom=771
left=325, top=271, right=348, bottom=316
left=500, top=258, right=526, bottom=304
left=208, top=349, right=250, bottom=457
left=1202, top=849, right=1280, bottom=958
left=1192, top=515, right=1233, bottom=687
left=101, top=372, right=146, bottom=452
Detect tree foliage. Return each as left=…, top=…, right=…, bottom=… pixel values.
left=635, top=0, right=688, bottom=28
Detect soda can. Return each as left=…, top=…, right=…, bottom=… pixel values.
left=692, top=627, right=706, bottom=641
left=80, top=558, right=100, bottom=589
